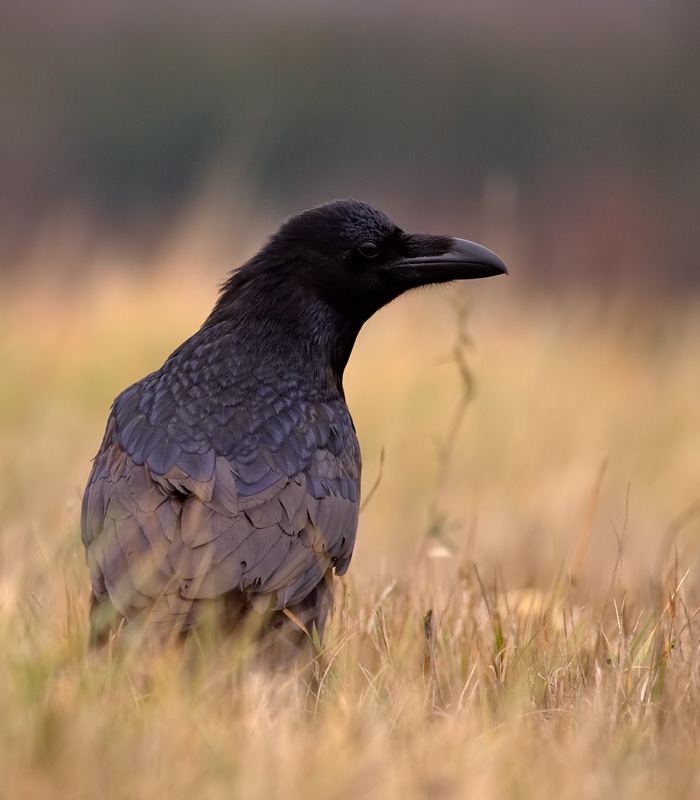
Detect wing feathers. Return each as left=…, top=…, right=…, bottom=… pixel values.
left=84, top=393, right=361, bottom=631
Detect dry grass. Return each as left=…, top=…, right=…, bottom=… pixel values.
left=1, top=245, right=700, bottom=799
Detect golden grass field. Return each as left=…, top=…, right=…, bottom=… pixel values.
left=1, top=238, right=700, bottom=798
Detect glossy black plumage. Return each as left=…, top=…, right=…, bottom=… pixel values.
left=81, top=199, right=506, bottom=649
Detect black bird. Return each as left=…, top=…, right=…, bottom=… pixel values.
left=81, top=200, right=506, bottom=652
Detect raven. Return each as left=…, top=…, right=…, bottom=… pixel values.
left=81, top=200, right=506, bottom=652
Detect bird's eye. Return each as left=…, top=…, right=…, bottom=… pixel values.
left=358, top=241, right=379, bottom=258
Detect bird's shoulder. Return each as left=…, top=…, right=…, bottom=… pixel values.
left=106, top=325, right=360, bottom=492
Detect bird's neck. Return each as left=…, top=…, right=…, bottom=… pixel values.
left=204, top=275, right=363, bottom=395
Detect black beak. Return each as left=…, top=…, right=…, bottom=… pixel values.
left=396, top=237, right=508, bottom=286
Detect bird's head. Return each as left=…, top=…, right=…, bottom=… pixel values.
left=209, top=200, right=507, bottom=379
left=265, top=200, right=507, bottom=319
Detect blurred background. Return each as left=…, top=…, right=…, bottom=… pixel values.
left=2, top=0, right=699, bottom=293
left=1, top=0, right=699, bottom=605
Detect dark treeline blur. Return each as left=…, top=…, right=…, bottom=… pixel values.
left=2, top=1, right=698, bottom=293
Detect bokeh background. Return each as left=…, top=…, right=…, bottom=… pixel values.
left=3, top=0, right=699, bottom=293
